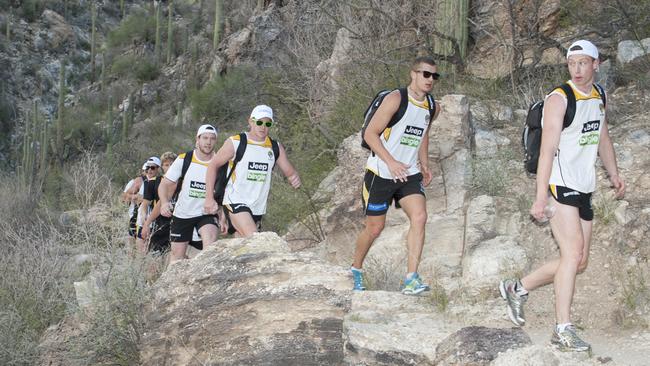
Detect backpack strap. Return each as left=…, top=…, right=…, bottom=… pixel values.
left=559, top=83, right=576, bottom=129
left=387, top=87, right=409, bottom=128
left=171, top=150, right=193, bottom=201
left=425, top=93, right=435, bottom=123
left=224, top=133, right=248, bottom=184
left=270, top=138, right=280, bottom=164
left=593, top=83, right=606, bottom=106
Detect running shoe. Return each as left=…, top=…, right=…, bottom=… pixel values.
left=401, top=273, right=429, bottom=295
left=351, top=267, right=366, bottom=291
left=551, top=325, right=592, bottom=352
left=499, top=278, right=528, bottom=326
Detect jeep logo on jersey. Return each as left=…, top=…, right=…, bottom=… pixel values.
left=582, top=120, right=600, bottom=133
left=404, top=126, right=424, bottom=137
left=248, top=162, right=269, bottom=171
left=190, top=181, right=206, bottom=190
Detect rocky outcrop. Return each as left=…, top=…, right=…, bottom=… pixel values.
left=434, top=326, right=531, bottom=365
left=140, top=232, right=351, bottom=366
left=617, top=38, right=650, bottom=65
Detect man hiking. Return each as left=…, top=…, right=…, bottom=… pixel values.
left=141, top=152, right=177, bottom=254
left=350, top=56, right=441, bottom=295
left=499, top=40, right=625, bottom=352
left=158, top=124, right=224, bottom=263
left=203, top=105, right=301, bottom=237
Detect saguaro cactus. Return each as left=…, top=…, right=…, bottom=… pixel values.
left=56, top=60, right=66, bottom=164
left=5, top=12, right=10, bottom=42
left=154, top=0, right=161, bottom=64
left=90, top=1, right=97, bottom=81
left=433, top=0, right=469, bottom=69
left=213, top=0, right=222, bottom=49
left=120, top=0, right=125, bottom=18
left=167, top=1, right=174, bottom=64
left=105, top=95, right=113, bottom=155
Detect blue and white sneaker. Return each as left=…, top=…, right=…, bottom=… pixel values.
left=351, top=267, right=366, bottom=291
left=401, top=273, right=430, bottom=295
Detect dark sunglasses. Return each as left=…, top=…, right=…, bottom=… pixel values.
left=416, top=70, right=440, bottom=80
left=146, top=166, right=158, bottom=171
left=254, top=119, right=273, bottom=127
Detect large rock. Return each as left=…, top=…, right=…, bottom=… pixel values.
left=344, top=291, right=461, bottom=365
left=434, top=326, right=532, bottom=365
left=617, top=38, right=650, bottom=65
left=462, top=236, right=527, bottom=291
left=41, top=10, right=75, bottom=49
left=140, top=232, right=351, bottom=366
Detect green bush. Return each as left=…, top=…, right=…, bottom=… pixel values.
left=110, top=54, right=159, bottom=82
left=107, top=9, right=156, bottom=50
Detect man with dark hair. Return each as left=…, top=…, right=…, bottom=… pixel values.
left=500, top=40, right=625, bottom=352
left=351, top=56, right=441, bottom=295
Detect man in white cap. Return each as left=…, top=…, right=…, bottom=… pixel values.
left=203, top=105, right=301, bottom=237
left=158, top=124, right=223, bottom=263
left=122, top=165, right=147, bottom=247
left=134, top=156, right=162, bottom=254
left=500, top=40, right=625, bottom=352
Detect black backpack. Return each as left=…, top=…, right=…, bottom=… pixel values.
left=214, top=133, right=280, bottom=205
left=361, top=88, right=435, bottom=151
left=522, top=83, right=606, bottom=174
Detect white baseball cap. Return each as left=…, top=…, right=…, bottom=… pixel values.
left=141, top=163, right=148, bottom=170
left=566, top=40, right=599, bottom=60
left=196, top=124, right=218, bottom=137
left=250, top=105, right=273, bottom=121
left=145, top=156, right=161, bottom=167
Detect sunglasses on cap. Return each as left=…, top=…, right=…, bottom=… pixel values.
left=254, top=119, right=273, bottom=127
left=416, top=70, right=441, bottom=80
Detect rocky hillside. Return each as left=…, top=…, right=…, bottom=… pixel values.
left=2, top=0, right=649, bottom=365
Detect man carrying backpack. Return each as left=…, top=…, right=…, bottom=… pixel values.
left=158, top=124, right=223, bottom=263
left=500, top=40, right=625, bottom=352
left=203, top=105, right=301, bottom=237
left=351, top=56, right=441, bottom=295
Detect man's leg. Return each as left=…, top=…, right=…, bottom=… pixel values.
left=352, top=214, right=386, bottom=269
left=170, top=241, right=189, bottom=263
left=198, top=222, right=218, bottom=247
left=397, top=194, right=427, bottom=273
left=229, top=211, right=258, bottom=237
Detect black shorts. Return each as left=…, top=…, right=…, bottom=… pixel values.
left=362, top=171, right=425, bottom=216
left=550, top=185, right=593, bottom=221
left=224, top=203, right=262, bottom=235
left=170, top=215, right=218, bottom=243
left=148, top=216, right=171, bottom=253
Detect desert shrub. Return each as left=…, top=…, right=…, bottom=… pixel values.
left=111, top=54, right=160, bottom=82
left=470, top=148, right=518, bottom=197
left=107, top=9, right=156, bottom=50
left=592, top=191, right=619, bottom=225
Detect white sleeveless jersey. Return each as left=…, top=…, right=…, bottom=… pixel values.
left=366, top=95, right=431, bottom=178
left=543, top=80, right=606, bottom=193
left=164, top=151, right=212, bottom=219
left=223, top=134, right=277, bottom=215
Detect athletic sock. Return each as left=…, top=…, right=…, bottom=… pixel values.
left=556, top=323, right=572, bottom=333
left=406, top=272, right=416, bottom=281
left=515, top=280, right=529, bottom=296
left=350, top=266, right=362, bottom=273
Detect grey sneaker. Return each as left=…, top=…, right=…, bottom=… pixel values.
left=499, top=279, right=527, bottom=326
left=551, top=325, right=592, bottom=352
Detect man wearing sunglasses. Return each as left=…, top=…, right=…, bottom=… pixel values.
left=135, top=156, right=162, bottom=254
left=158, top=124, right=223, bottom=263
left=204, top=105, right=301, bottom=237
left=351, top=56, right=441, bottom=295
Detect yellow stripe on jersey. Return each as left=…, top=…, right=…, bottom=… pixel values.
left=230, top=134, right=273, bottom=148
left=191, top=154, right=210, bottom=167
left=178, top=152, right=187, bottom=159
left=383, top=127, right=392, bottom=142
left=554, top=84, right=602, bottom=102
left=408, top=95, right=430, bottom=110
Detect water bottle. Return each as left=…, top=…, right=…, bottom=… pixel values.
left=537, top=202, right=556, bottom=223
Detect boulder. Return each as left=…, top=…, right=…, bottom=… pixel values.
left=434, top=326, right=532, bottom=365
left=462, top=236, right=527, bottom=291
left=140, top=232, right=351, bottom=366
left=344, top=291, right=461, bottom=366
left=617, top=38, right=650, bottom=65
left=41, top=10, right=75, bottom=49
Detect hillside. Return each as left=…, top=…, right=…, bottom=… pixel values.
left=1, top=0, right=649, bottom=365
